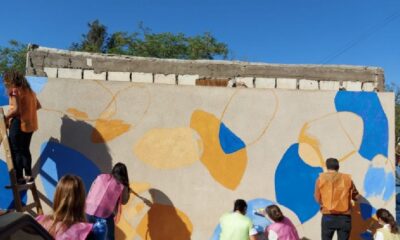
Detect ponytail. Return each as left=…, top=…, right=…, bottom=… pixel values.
left=376, top=208, right=399, bottom=234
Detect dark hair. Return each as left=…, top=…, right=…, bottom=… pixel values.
left=111, top=162, right=129, bottom=187
left=376, top=208, right=399, bottom=234
left=326, top=158, right=339, bottom=171
left=233, top=199, right=247, bottom=214
left=266, top=205, right=284, bottom=222
left=3, top=70, right=31, bottom=90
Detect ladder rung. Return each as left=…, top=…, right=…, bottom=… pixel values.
left=16, top=182, right=36, bottom=191
left=21, top=202, right=37, bottom=212
left=5, top=182, right=36, bottom=191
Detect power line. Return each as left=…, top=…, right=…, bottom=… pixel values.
left=319, top=10, right=400, bottom=64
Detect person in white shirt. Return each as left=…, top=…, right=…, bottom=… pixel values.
left=374, top=208, right=400, bottom=240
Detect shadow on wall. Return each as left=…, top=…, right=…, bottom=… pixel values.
left=136, top=188, right=192, bottom=240
left=33, top=115, right=112, bottom=205
left=350, top=196, right=380, bottom=240
left=59, top=115, right=113, bottom=172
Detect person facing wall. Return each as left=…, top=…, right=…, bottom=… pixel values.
left=219, top=199, right=253, bottom=240
left=85, top=162, right=130, bottom=240
left=263, top=204, right=300, bottom=240
left=314, top=158, right=360, bottom=240
left=374, top=208, right=400, bottom=240
left=3, top=70, right=41, bottom=185
left=36, top=175, right=92, bottom=240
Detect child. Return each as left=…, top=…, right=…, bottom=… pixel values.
left=374, top=208, right=400, bottom=240
left=3, top=70, right=41, bottom=184
left=262, top=204, right=300, bottom=240
left=36, top=175, right=92, bottom=239
left=86, top=163, right=130, bottom=240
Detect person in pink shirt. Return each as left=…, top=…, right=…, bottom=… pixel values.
left=261, top=205, right=300, bottom=240
left=86, top=163, right=130, bottom=240
left=36, top=175, right=92, bottom=240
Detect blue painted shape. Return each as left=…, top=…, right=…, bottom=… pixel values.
left=360, top=231, right=374, bottom=240
left=219, top=122, right=246, bottom=154
left=275, top=144, right=322, bottom=223
left=246, top=198, right=274, bottom=229
left=383, top=172, right=395, bottom=201
left=0, top=160, right=27, bottom=209
left=210, top=224, right=221, bottom=240
left=335, top=91, right=388, bottom=160
left=0, top=76, right=8, bottom=106
left=26, top=76, right=48, bottom=94
left=364, top=167, right=386, bottom=197
left=360, top=203, right=376, bottom=220
left=38, top=141, right=100, bottom=202
left=364, top=167, right=386, bottom=198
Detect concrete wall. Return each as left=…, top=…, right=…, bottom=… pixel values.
left=27, top=47, right=384, bottom=91
left=0, top=75, right=394, bottom=240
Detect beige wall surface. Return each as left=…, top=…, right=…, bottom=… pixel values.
left=1, top=77, right=394, bottom=240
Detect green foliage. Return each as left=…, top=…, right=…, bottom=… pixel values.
left=0, top=40, right=27, bottom=74
left=71, top=20, right=228, bottom=60
left=70, top=20, right=108, bottom=53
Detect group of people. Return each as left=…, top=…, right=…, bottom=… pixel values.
left=219, top=199, right=299, bottom=240
left=219, top=158, right=400, bottom=240
left=36, top=163, right=130, bottom=240
left=3, top=70, right=132, bottom=239
left=3, top=70, right=400, bottom=239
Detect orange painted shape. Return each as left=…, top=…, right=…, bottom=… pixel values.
left=137, top=203, right=193, bottom=240
left=67, top=108, right=89, bottom=120
left=91, top=119, right=131, bottom=143
left=190, top=110, right=247, bottom=190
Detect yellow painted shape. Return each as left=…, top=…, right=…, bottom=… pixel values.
left=137, top=203, right=193, bottom=240
left=115, top=216, right=136, bottom=240
left=131, top=182, right=151, bottom=194
left=67, top=108, right=88, bottom=120
left=133, top=127, right=200, bottom=169
left=298, top=123, right=324, bottom=167
left=190, top=110, right=247, bottom=190
left=91, top=119, right=131, bottom=143
left=116, top=182, right=151, bottom=240
left=135, top=203, right=145, bottom=213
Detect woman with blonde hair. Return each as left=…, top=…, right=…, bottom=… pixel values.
left=36, top=175, right=93, bottom=239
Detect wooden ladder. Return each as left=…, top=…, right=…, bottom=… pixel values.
left=0, top=108, right=43, bottom=216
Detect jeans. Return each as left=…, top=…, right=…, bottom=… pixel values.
left=321, top=214, right=352, bottom=240
left=87, top=214, right=115, bottom=240
left=8, top=118, right=33, bottom=180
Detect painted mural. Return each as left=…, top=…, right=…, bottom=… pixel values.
left=0, top=76, right=395, bottom=239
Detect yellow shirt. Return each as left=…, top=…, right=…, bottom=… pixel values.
left=219, top=212, right=252, bottom=240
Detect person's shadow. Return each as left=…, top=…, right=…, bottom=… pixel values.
left=131, top=188, right=192, bottom=240
left=350, top=195, right=380, bottom=240
left=32, top=115, right=112, bottom=207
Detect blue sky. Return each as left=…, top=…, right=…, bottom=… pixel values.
left=1, top=0, right=399, bottom=84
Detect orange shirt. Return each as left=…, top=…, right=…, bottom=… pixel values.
left=314, top=172, right=359, bottom=215
left=9, top=87, right=39, bottom=132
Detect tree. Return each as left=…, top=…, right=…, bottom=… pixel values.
left=0, top=40, right=27, bottom=74
left=71, top=20, right=229, bottom=60
left=70, top=20, right=108, bottom=53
